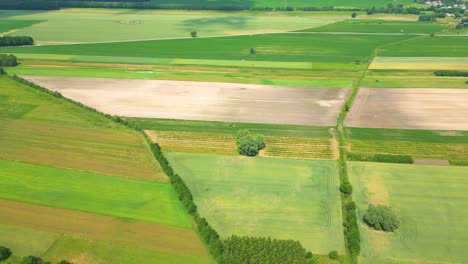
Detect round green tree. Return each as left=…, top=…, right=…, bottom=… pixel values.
left=363, top=204, right=400, bottom=232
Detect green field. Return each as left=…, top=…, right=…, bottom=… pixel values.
left=165, top=152, right=344, bottom=254
left=379, top=36, right=468, bottom=57
left=0, top=75, right=164, bottom=181
left=128, top=118, right=333, bottom=138
left=361, top=75, right=468, bottom=88
left=0, top=158, right=191, bottom=228
left=299, top=19, right=447, bottom=34
left=0, top=19, right=43, bottom=33
left=2, top=9, right=344, bottom=43
left=348, top=162, right=468, bottom=264
left=2, top=34, right=413, bottom=70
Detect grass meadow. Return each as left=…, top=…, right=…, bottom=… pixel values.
left=3, top=9, right=344, bottom=43
left=0, top=19, right=43, bottom=33
left=3, top=34, right=413, bottom=70
left=0, top=75, right=165, bottom=181
left=378, top=36, right=468, bottom=57
left=165, top=152, right=345, bottom=254
left=0, top=158, right=192, bottom=228
left=299, top=19, right=447, bottom=34
left=348, top=162, right=468, bottom=264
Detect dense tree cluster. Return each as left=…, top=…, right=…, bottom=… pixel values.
left=0, top=246, right=12, bottom=261
left=223, top=236, right=312, bottom=264
left=343, top=202, right=360, bottom=255
left=236, top=129, right=265, bottom=156
left=363, top=204, right=400, bottom=232
left=0, top=54, right=18, bottom=67
left=0, top=36, right=34, bottom=47
left=0, top=247, right=72, bottom=264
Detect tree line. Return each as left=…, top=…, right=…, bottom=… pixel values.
left=0, top=36, right=34, bottom=47
left=0, top=245, right=72, bottom=264
left=347, top=152, right=414, bottom=164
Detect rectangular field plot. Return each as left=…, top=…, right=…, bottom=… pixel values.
left=165, top=152, right=345, bottom=254
left=369, top=57, right=468, bottom=70
left=0, top=159, right=191, bottom=228
left=23, top=76, right=350, bottom=126
left=345, top=128, right=468, bottom=161
left=0, top=200, right=208, bottom=258
left=146, top=130, right=334, bottom=159
left=348, top=162, right=468, bottom=264
left=345, top=88, right=468, bottom=130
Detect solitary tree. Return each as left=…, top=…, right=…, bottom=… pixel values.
left=363, top=204, right=400, bottom=232
left=328, top=250, right=339, bottom=259
left=236, top=129, right=265, bottom=156
left=352, top=12, right=357, bottom=18
left=190, top=31, right=197, bottom=38
left=250, top=48, right=256, bottom=55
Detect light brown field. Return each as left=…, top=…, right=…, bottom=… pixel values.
left=0, top=199, right=208, bottom=257
left=346, top=88, right=468, bottom=130
left=22, top=76, right=350, bottom=126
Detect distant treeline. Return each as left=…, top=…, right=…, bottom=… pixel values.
left=434, top=70, right=468, bottom=77
left=0, top=36, right=34, bottom=47
left=1, top=0, right=465, bottom=15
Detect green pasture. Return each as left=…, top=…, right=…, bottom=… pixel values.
left=0, top=224, right=60, bottom=257
left=0, top=158, right=191, bottom=228
left=361, top=75, right=468, bottom=88
left=0, top=19, right=43, bottom=33
left=165, top=152, right=344, bottom=254
left=348, top=162, right=468, bottom=264
left=3, top=34, right=414, bottom=70
left=127, top=118, right=332, bottom=138
left=2, top=8, right=343, bottom=43
left=43, top=236, right=213, bottom=264
left=299, top=19, right=447, bottom=34
left=379, top=36, right=468, bottom=57
left=0, top=76, right=164, bottom=181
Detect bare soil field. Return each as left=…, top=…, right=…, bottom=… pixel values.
left=346, top=88, right=468, bottom=130
left=22, top=76, right=350, bottom=126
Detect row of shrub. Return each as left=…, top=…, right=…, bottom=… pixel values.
left=0, top=54, right=18, bottom=67
left=434, top=70, right=468, bottom=77
left=347, top=152, right=414, bottom=164
left=0, top=36, right=34, bottom=47
left=0, top=244, right=71, bottom=264
left=449, top=160, right=468, bottom=166
left=342, top=202, right=360, bottom=255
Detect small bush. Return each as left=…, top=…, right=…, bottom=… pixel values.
left=351, top=12, right=357, bottom=18
left=21, top=256, right=43, bottom=264
left=363, top=204, right=400, bottom=232
left=0, top=54, right=17, bottom=67
left=449, top=160, right=468, bottom=166
left=305, top=251, right=313, bottom=259
left=0, top=246, right=12, bottom=261
left=328, top=250, right=339, bottom=259
left=250, top=48, right=256, bottom=55
left=57, top=261, right=73, bottom=264
left=340, top=182, right=353, bottom=195
left=190, top=31, right=197, bottom=38
left=347, top=152, right=413, bottom=164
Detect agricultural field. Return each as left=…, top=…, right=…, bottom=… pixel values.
left=165, top=152, right=345, bottom=254
left=345, top=127, right=468, bottom=162
left=1, top=9, right=344, bottom=43
left=369, top=57, right=468, bottom=70
left=145, top=130, right=335, bottom=159
left=348, top=162, right=468, bottom=264
left=345, top=88, right=468, bottom=130
left=0, top=19, right=43, bottom=33
left=298, top=19, right=448, bottom=34
left=22, top=76, right=351, bottom=126
left=378, top=36, right=468, bottom=57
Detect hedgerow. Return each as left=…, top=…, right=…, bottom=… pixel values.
left=434, top=70, right=468, bottom=77
left=347, top=152, right=413, bottom=164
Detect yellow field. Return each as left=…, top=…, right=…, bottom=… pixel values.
left=369, top=57, right=468, bottom=70
left=145, top=130, right=334, bottom=160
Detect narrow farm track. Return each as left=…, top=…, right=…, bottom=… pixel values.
left=334, top=34, right=423, bottom=263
